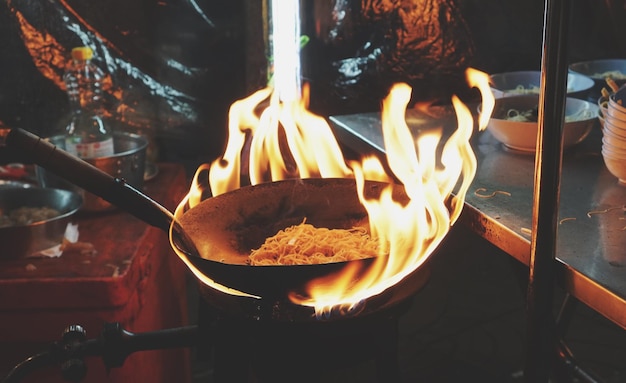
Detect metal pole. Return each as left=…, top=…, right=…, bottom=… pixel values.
left=524, top=0, right=571, bottom=381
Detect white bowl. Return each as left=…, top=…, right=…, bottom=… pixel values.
left=603, top=117, right=626, bottom=138
left=485, top=95, right=599, bottom=153
left=608, top=94, right=626, bottom=118
left=602, top=135, right=626, bottom=154
left=598, top=96, right=609, bottom=130
left=603, top=131, right=626, bottom=150
left=608, top=86, right=626, bottom=123
left=603, top=116, right=626, bottom=134
left=602, top=136, right=626, bottom=154
left=603, top=146, right=626, bottom=159
left=599, top=115, right=606, bottom=132
left=598, top=96, right=609, bottom=118
left=489, top=71, right=594, bottom=99
left=602, top=151, right=626, bottom=185
left=603, top=122, right=626, bottom=139
left=603, top=152, right=626, bottom=162
left=570, top=59, right=626, bottom=82
left=569, top=59, right=626, bottom=99
left=602, top=147, right=626, bottom=159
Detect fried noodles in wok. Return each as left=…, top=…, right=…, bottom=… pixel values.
left=248, top=219, right=382, bottom=265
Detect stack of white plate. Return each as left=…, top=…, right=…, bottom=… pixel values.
left=600, top=87, right=626, bottom=185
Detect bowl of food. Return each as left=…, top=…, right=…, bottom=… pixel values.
left=569, top=59, right=626, bottom=99
left=0, top=187, right=82, bottom=259
left=489, top=70, right=594, bottom=99
left=484, top=95, right=599, bottom=153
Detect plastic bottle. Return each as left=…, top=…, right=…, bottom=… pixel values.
left=63, top=46, right=114, bottom=159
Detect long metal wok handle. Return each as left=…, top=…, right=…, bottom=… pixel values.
left=6, top=128, right=174, bottom=231
left=5, top=128, right=199, bottom=257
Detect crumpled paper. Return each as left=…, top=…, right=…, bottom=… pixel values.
left=27, top=222, right=84, bottom=258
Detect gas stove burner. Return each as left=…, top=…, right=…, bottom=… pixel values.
left=203, top=293, right=414, bottom=383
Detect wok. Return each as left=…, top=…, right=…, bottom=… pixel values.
left=6, top=128, right=411, bottom=298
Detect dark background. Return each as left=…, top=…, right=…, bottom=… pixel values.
left=0, top=0, right=624, bottom=168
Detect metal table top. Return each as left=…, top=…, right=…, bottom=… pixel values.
left=330, top=110, right=626, bottom=329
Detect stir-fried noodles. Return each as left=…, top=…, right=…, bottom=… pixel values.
left=248, top=219, right=381, bottom=265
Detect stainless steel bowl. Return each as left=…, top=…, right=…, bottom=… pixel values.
left=0, top=187, right=82, bottom=259
left=37, top=132, right=148, bottom=212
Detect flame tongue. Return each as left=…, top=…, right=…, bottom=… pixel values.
left=292, top=76, right=492, bottom=317
left=173, top=68, right=494, bottom=315
left=208, top=85, right=351, bottom=197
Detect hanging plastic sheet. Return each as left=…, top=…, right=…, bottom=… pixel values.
left=0, top=0, right=246, bottom=162
left=303, top=0, right=626, bottom=115
left=301, top=0, right=476, bottom=115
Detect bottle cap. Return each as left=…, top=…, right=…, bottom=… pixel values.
left=71, top=47, right=93, bottom=61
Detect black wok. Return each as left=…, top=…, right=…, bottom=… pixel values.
left=6, top=128, right=408, bottom=299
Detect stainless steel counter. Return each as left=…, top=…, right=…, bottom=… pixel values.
left=330, top=110, right=626, bottom=330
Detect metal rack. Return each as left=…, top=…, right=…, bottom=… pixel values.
left=525, top=0, right=570, bottom=381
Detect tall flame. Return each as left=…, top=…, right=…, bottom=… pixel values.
left=290, top=75, right=492, bottom=316
left=171, top=67, right=494, bottom=314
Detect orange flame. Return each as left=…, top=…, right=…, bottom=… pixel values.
left=171, top=68, right=494, bottom=313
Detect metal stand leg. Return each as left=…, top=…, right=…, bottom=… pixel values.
left=552, top=294, right=605, bottom=383
left=555, top=293, right=578, bottom=337
left=525, top=0, right=570, bottom=380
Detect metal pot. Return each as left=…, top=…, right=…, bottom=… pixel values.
left=36, top=132, right=147, bottom=212
left=0, top=187, right=82, bottom=259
